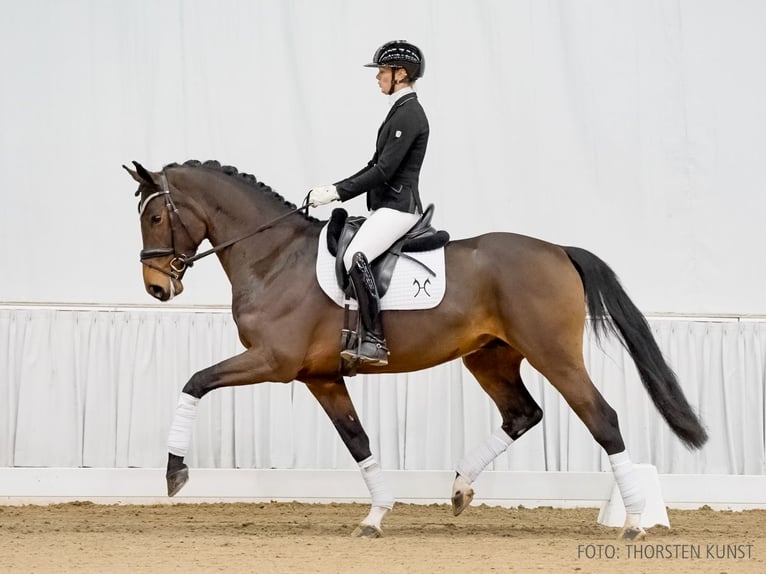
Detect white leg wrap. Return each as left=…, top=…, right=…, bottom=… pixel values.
left=455, top=427, right=514, bottom=483
left=609, top=450, right=646, bottom=515
left=360, top=505, right=389, bottom=530
left=358, top=456, right=394, bottom=510
left=167, top=392, right=200, bottom=457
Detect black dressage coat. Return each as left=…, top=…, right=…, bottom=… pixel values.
left=335, top=92, right=429, bottom=214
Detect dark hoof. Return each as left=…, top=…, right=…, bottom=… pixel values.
left=352, top=524, right=383, bottom=538
left=619, top=526, right=647, bottom=541
left=166, top=465, right=189, bottom=497
left=451, top=488, right=474, bottom=516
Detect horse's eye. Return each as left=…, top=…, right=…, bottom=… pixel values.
left=151, top=214, right=162, bottom=224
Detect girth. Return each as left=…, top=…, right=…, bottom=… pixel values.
left=326, top=204, right=450, bottom=298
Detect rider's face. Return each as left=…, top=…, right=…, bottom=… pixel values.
left=376, top=66, right=406, bottom=94
left=376, top=67, right=393, bottom=93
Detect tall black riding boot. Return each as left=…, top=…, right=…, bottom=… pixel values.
left=340, top=252, right=389, bottom=366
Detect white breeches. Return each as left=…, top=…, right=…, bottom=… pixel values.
left=343, top=207, right=421, bottom=271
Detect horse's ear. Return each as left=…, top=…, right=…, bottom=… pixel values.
left=122, top=164, right=141, bottom=183
left=123, top=161, right=159, bottom=196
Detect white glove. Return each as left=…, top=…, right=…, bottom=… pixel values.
left=308, top=184, right=340, bottom=207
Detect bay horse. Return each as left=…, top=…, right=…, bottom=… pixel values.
left=124, top=159, right=707, bottom=539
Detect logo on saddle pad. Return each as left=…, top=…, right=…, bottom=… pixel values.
left=413, top=278, right=431, bottom=298
left=316, top=209, right=448, bottom=311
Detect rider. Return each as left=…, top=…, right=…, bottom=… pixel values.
left=309, top=40, right=429, bottom=367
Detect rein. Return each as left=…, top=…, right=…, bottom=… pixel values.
left=139, top=173, right=311, bottom=278
left=181, top=203, right=310, bottom=267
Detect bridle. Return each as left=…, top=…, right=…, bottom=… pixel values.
left=138, top=173, right=198, bottom=281
left=138, top=171, right=310, bottom=281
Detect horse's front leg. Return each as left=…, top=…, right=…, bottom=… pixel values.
left=166, top=346, right=294, bottom=497
left=305, top=378, right=393, bottom=538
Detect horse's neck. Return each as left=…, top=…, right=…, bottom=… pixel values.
left=175, top=171, right=320, bottom=286
left=206, top=198, right=288, bottom=249
left=176, top=171, right=291, bottom=247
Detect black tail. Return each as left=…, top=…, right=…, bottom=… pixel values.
left=564, top=246, right=708, bottom=449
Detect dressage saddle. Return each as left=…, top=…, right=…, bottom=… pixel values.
left=326, top=204, right=450, bottom=298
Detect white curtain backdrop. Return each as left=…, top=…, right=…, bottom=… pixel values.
left=2, top=306, right=764, bottom=475
left=0, top=1, right=765, bottom=313
left=1, top=2, right=765, bottom=477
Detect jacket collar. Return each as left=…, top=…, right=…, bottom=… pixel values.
left=380, top=90, right=417, bottom=128
left=389, top=86, right=415, bottom=106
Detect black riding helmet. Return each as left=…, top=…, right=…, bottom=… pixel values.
left=364, top=40, right=425, bottom=82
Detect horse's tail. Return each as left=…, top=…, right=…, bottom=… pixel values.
left=563, top=245, right=708, bottom=449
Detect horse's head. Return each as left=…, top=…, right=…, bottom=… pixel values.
left=124, top=161, right=206, bottom=301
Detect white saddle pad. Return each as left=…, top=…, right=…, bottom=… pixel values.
left=316, top=224, right=446, bottom=310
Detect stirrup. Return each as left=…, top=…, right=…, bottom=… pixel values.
left=339, top=329, right=360, bottom=376
left=356, top=336, right=390, bottom=366
left=340, top=335, right=389, bottom=367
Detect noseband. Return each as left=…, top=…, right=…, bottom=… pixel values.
left=139, top=172, right=311, bottom=281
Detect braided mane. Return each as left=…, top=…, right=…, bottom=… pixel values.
left=164, top=159, right=319, bottom=222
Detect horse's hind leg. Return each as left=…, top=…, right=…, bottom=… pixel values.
left=305, top=377, right=392, bottom=538
left=535, top=357, right=646, bottom=540
left=453, top=342, right=543, bottom=515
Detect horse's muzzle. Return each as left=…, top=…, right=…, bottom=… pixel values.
left=143, top=266, right=183, bottom=301
left=147, top=283, right=170, bottom=301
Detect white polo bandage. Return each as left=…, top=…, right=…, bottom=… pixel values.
left=358, top=456, right=394, bottom=509
left=167, top=392, right=200, bottom=457
left=455, top=427, right=514, bottom=483
left=609, top=450, right=646, bottom=515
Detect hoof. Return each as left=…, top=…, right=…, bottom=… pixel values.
left=166, top=465, right=189, bottom=497
left=352, top=523, right=383, bottom=538
left=451, top=486, right=474, bottom=516
left=619, top=526, right=647, bottom=541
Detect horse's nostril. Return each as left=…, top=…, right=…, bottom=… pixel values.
left=149, top=284, right=166, bottom=300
